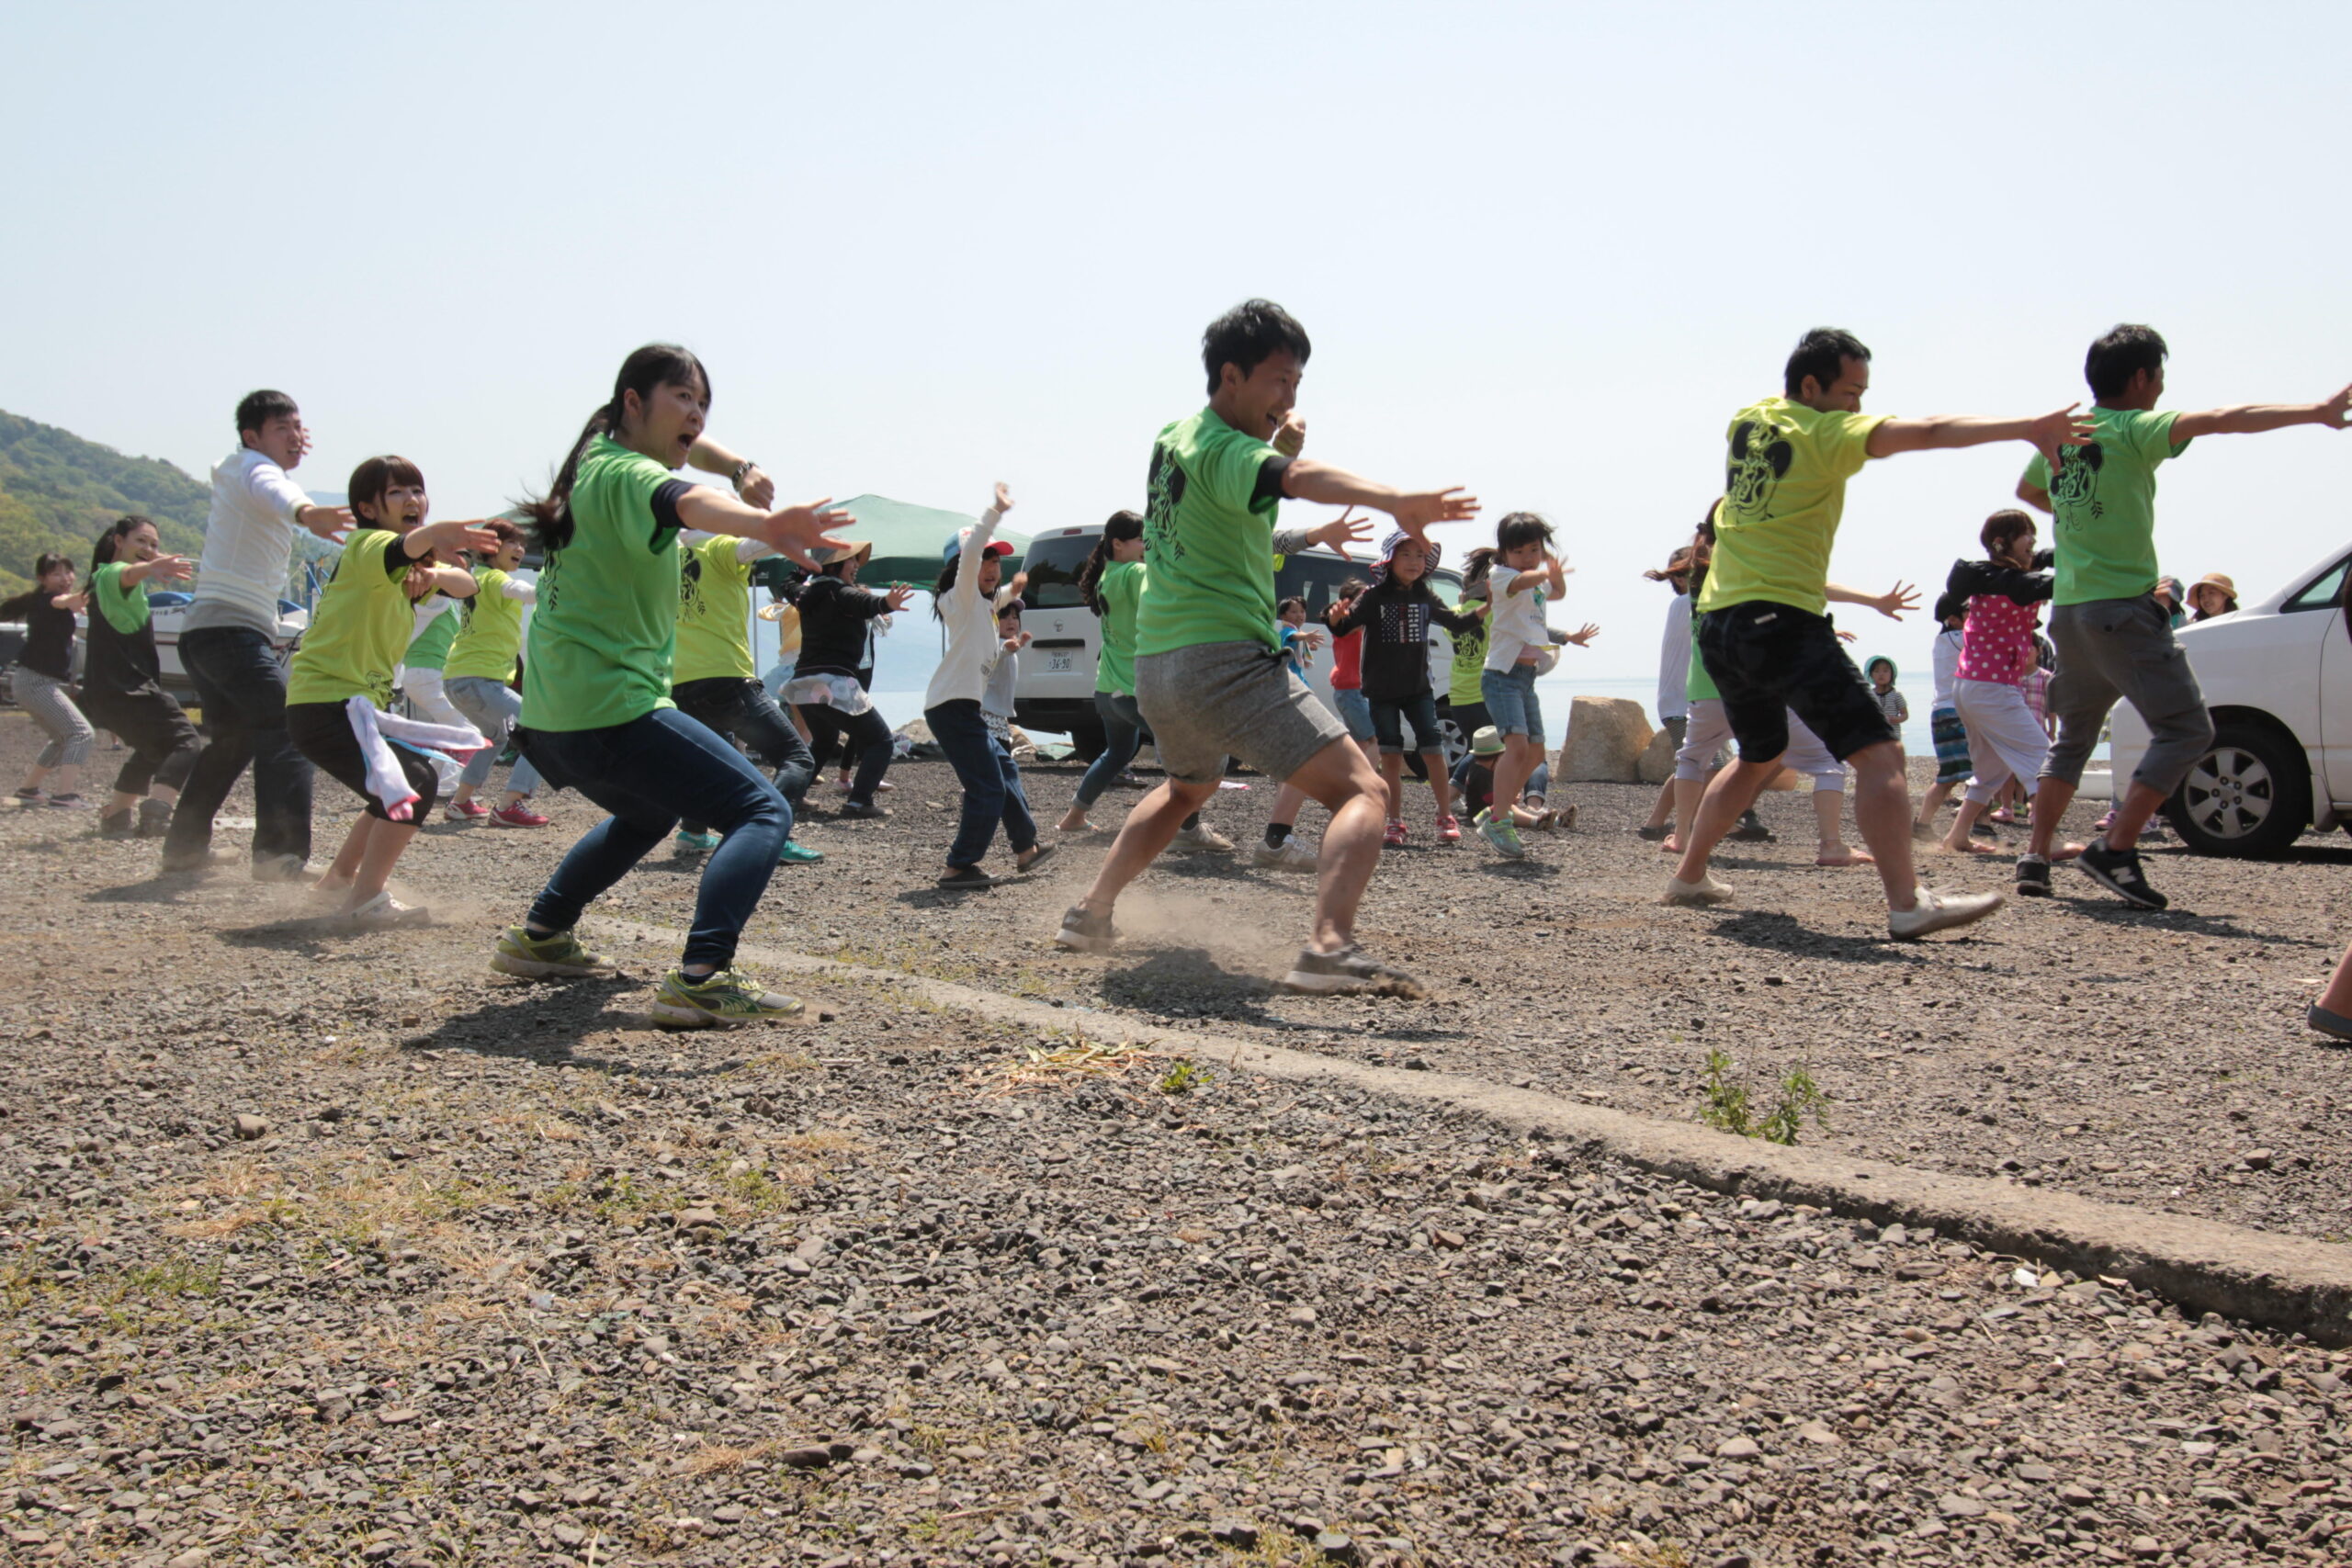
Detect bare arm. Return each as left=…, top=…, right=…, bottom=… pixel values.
left=117, top=555, right=195, bottom=589
left=2170, top=385, right=2352, bottom=441
left=1280, top=459, right=1478, bottom=544
left=1826, top=580, right=1919, bottom=620
left=1868, top=405, right=2094, bottom=470
left=674, top=489, right=853, bottom=570
left=399, top=518, right=501, bottom=562
left=2016, top=479, right=2052, bottom=514
left=686, top=436, right=775, bottom=510
left=420, top=565, right=481, bottom=598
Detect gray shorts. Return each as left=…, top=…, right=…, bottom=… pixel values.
left=2041, top=594, right=2213, bottom=794
left=1136, top=640, right=1349, bottom=785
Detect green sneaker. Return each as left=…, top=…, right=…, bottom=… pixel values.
left=1476, top=809, right=1526, bottom=860
left=776, top=839, right=825, bottom=864
left=650, top=967, right=805, bottom=1029
left=492, top=926, right=616, bottom=979
left=674, top=828, right=720, bottom=854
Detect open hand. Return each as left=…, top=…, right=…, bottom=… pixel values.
left=300, top=504, right=354, bottom=542
left=1387, top=487, right=1480, bottom=543
left=429, top=518, right=503, bottom=558
left=883, top=583, right=916, bottom=612
left=148, top=554, right=195, bottom=583
left=1307, top=507, right=1372, bottom=558
left=761, top=497, right=856, bottom=570
left=1871, top=581, right=1920, bottom=620
left=2030, top=403, right=2099, bottom=474
left=1561, top=623, right=1600, bottom=648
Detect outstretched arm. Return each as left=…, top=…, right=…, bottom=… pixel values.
left=1280, top=459, right=1478, bottom=546
left=1868, top=405, right=2096, bottom=474
left=686, top=436, right=775, bottom=510
left=116, top=555, right=195, bottom=589
left=675, top=489, right=853, bottom=570
left=2170, top=384, right=2352, bottom=441
left=1826, top=580, right=1920, bottom=620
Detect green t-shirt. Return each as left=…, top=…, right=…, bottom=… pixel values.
left=1686, top=621, right=1720, bottom=703
left=445, top=567, right=527, bottom=682
left=1697, top=396, right=1890, bottom=618
left=1447, top=608, right=1488, bottom=706
left=1093, top=558, right=1143, bottom=695
left=674, top=534, right=758, bottom=685
left=2021, top=406, right=2189, bottom=606
left=287, top=529, right=417, bottom=706
left=523, top=435, right=687, bottom=732
left=405, top=602, right=458, bottom=670
left=92, top=562, right=151, bottom=634
left=1136, top=407, right=1289, bottom=658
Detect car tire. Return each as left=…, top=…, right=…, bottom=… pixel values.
left=2165, top=720, right=2312, bottom=859
left=1069, top=723, right=1107, bottom=763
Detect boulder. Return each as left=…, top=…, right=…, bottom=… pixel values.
left=1635, top=727, right=1679, bottom=784
left=1558, top=696, right=1655, bottom=784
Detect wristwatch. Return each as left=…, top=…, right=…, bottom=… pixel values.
left=730, top=459, right=759, bottom=488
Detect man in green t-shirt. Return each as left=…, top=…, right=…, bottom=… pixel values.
left=1055, top=299, right=1480, bottom=997
left=2017, top=323, right=2352, bottom=911
left=1669, top=326, right=2091, bottom=941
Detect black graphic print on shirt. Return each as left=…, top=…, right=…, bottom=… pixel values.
left=678, top=551, right=707, bottom=621
left=2048, top=441, right=2106, bottom=519
left=1724, top=419, right=1795, bottom=520
left=1144, top=442, right=1188, bottom=565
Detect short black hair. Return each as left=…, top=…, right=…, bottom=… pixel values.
left=1932, top=589, right=1967, bottom=623
left=1783, top=328, right=1871, bottom=399
left=236, top=389, right=299, bottom=442
left=1979, top=508, right=2036, bottom=556
left=2086, top=323, right=2167, bottom=401
left=1202, top=299, right=1310, bottom=397
left=347, top=455, right=426, bottom=526
left=1496, top=512, right=1554, bottom=553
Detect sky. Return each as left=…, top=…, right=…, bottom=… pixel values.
left=7, top=1, right=2349, bottom=680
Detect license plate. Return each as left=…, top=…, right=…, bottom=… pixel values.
left=1048, top=652, right=1073, bottom=672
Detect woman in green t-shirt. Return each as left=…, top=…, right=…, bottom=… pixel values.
left=488, top=344, right=848, bottom=1029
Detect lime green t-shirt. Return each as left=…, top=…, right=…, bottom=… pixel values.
left=1447, top=609, right=1488, bottom=706
left=1686, top=621, right=1720, bottom=703
left=1136, top=407, right=1289, bottom=657
left=523, top=435, right=687, bottom=732
left=405, top=602, right=458, bottom=671
left=2021, top=406, right=2189, bottom=606
left=1697, top=397, right=1890, bottom=618
left=287, top=529, right=419, bottom=706
left=445, top=567, right=527, bottom=682
left=1093, top=558, right=1144, bottom=695
left=92, top=562, right=151, bottom=634
left=673, top=534, right=759, bottom=684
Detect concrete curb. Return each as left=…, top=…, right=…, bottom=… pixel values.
left=619, top=921, right=2352, bottom=1346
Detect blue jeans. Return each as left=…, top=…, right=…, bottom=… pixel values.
left=1371, top=692, right=1441, bottom=756
left=1330, top=685, right=1376, bottom=742
left=673, top=676, right=815, bottom=837
left=1479, top=664, right=1544, bottom=746
left=521, top=707, right=787, bottom=969
left=1074, top=690, right=1145, bottom=807
left=167, top=625, right=313, bottom=864
left=928, top=699, right=1037, bottom=868
left=445, top=675, right=544, bottom=795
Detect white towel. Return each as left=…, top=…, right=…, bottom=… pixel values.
left=345, top=698, right=487, bottom=821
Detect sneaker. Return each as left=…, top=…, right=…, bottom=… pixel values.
left=159, top=848, right=225, bottom=874
left=1382, top=818, right=1408, bottom=848
left=1661, top=872, right=1736, bottom=907
left=44, top=793, right=85, bottom=809
left=2014, top=854, right=2052, bottom=897
left=344, top=891, right=431, bottom=929
left=492, top=925, right=617, bottom=978
left=1889, top=886, right=2007, bottom=940
left=1635, top=823, right=1669, bottom=840
left=674, top=828, right=720, bottom=853
left=1970, top=817, right=1997, bottom=838
left=98, top=809, right=136, bottom=840
left=1172, top=822, right=1234, bottom=852
left=875, top=779, right=896, bottom=793
left=838, top=799, right=893, bottom=821
left=1476, top=809, right=1524, bottom=860
left=1728, top=813, right=1774, bottom=842
left=12, top=787, right=41, bottom=805
left=1251, top=838, right=1318, bottom=873
left=137, top=799, right=172, bottom=838
left=936, top=865, right=1006, bottom=891
left=1437, top=814, right=1462, bottom=844
left=650, top=967, right=805, bottom=1029
left=1283, top=942, right=1426, bottom=998
left=1054, top=904, right=1117, bottom=953
left=446, top=799, right=491, bottom=822
left=2077, top=840, right=2168, bottom=910
left=489, top=804, right=551, bottom=829
left=252, top=852, right=309, bottom=884
left=776, top=839, right=824, bottom=864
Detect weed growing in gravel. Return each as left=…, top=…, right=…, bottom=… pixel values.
left=1696, top=1048, right=1827, bottom=1145
left=1157, top=1059, right=1213, bottom=1094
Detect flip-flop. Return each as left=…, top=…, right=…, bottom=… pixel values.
left=1016, top=844, right=1058, bottom=875
left=2310, top=1003, right=2352, bottom=1042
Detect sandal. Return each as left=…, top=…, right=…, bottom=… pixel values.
left=936, top=866, right=1005, bottom=891
left=2310, top=1003, right=2352, bottom=1042
left=1016, top=843, right=1058, bottom=875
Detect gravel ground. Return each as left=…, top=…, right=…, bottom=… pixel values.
left=6, top=713, right=2352, bottom=1567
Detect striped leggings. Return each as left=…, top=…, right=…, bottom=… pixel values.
left=14, top=668, right=94, bottom=769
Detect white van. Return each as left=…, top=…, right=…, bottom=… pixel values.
left=1010, top=522, right=1466, bottom=760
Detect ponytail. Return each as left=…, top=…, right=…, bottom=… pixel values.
left=520, top=343, right=710, bottom=554
left=1080, top=509, right=1145, bottom=615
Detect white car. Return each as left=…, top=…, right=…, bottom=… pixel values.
left=80, top=591, right=311, bottom=699
left=2109, top=547, right=2352, bottom=857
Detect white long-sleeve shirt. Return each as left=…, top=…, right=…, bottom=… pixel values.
left=185, top=447, right=316, bottom=636
left=923, top=507, right=1006, bottom=711
left=1656, top=592, right=1692, bottom=721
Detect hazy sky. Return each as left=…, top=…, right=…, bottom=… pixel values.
left=9, top=1, right=2347, bottom=678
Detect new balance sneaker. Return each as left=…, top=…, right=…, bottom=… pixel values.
left=1172, top=822, right=1234, bottom=852
left=492, top=926, right=616, bottom=979
left=2014, top=854, right=2052, bottom=897
left=1283, top=943, right=1426, bottom=998
left=1475, top=808, right=1524, bottom=860
left=1382, top=818, right=1408, bottom=848
left=344, top=891, right=431, bottom=929
left=489, top=804, right=551, bottom=829
left=1250, top=838, right=1318, bottom=874
left=1889, top=886, right=2007, bottom=940
left=2077, top=840, right=2168, bottom=910
left=650, top=967, right=805, bottom=1029
left=674, top=828, right=721, bottom=854
left=1437, top=814, right=1463, bottom=844
left=137, top=798, right=173, bottom=838
left=446, top=799, right=491, bottom=822
left=1054, top=904, right=1117, bottom=953
left=1661, top=872, right=1737, bottom=907
left=776, top=839, right=824, bottom=864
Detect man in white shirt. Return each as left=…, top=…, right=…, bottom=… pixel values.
left=162, top=390, right=352, bottom=878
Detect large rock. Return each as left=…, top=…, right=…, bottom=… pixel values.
left=1635, top=727, right=1679, bottom=784
left=1559, top=696, right=1655, bottom=784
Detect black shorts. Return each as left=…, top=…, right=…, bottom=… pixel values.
left=1695, top=601, right=1895, bottom=764
left=286, top=700, right=443, bottom=821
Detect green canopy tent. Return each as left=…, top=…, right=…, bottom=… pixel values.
left=823, top=493, right=1030, bottom=588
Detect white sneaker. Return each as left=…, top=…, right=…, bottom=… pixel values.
left=1250, top=838, right=1318, bottom=873
left=1888, top=886, right=2005, bottom=940
left=1172, top=823, right=1234, bottom=852
left=1661, top=872, right=1736, bottom=907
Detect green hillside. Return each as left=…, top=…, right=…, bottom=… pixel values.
left=0, top=409, right=209, bottom=594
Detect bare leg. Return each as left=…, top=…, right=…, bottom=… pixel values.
left=1845, top=741, right=1921, bottom=912
left=1673, top=757, right=1782, bottom=885
left=1642, top=777, right=1676, bottom=831
left=1077, top=777, right=1220, bottom=915
left=1915, top=778, right=1955, bottom=827
left=1380, top=752, right=1405, bottom=821
left=1282, top=739, right=1392, bottom=952
left=2027, top=779, right=2077, bottom=859
left=1942, top=795, right=2002, bottom=853
left=347, top=818, right=419, bottom=908
left=2102, top=779, right=2170, bottom=852
left=316, top=815, right=380, bottom=895
left=1814, top=789, right=1873, bottom=865
left=1421, top=752, right=1453, bottom=820
left=2319, top=940, right=2352, bottom=1016
left=1488, top=736, right=1541, bottom=820
left=1266, top=782, right=1308, bottom=832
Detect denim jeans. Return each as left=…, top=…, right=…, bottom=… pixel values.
left=1478, top=664, right=1544, bottom=746
left=1074, top=690, right=1145, bottom=808
left=520, top=707, right=788, bottom=969
left=167, top=626, right=313, bottom=864
left=673, top=676, right=814, bottom=837
left=445, top=675, right=543, bottom=795
left=927, top=699, right=1036, bottom=868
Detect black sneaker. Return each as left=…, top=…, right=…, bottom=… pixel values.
left=1282, top=943, right=1427, bottom=998
left=1727, top=812, right=1773, bottom=843
left=838, top=799, right=893, bottom=821
left=137, top=799, right=173, bottom=838
left=98, top=809, right=137, bottom=840
left=1053, top=904, right=1116, bottom=953
left=1970, top=817, right=1997, bottom=838
left=2077, top=840, right=2168, bottom=910
left=2014, top=854, right=2052, bottom=897
left=1635, top=824, right=1669, bottom=841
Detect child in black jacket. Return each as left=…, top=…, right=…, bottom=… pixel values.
left=1329, top=533, right=1487, bottom=846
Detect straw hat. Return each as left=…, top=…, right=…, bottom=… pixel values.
left=1471, top=726, right=1507, bottom=758
left=810, top=540, right=873, bottom=570
left=2191, top=572, right=2237, bottom=602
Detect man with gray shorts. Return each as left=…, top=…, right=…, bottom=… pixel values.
left=1054, top=299, right=1479, bottom=994
left=2018, top=323, right=2350, bottom=910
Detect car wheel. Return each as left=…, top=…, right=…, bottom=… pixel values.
left=1069, top=723, right=1107, bottom=763
left=2165, top=721, right=2312, bottom=859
